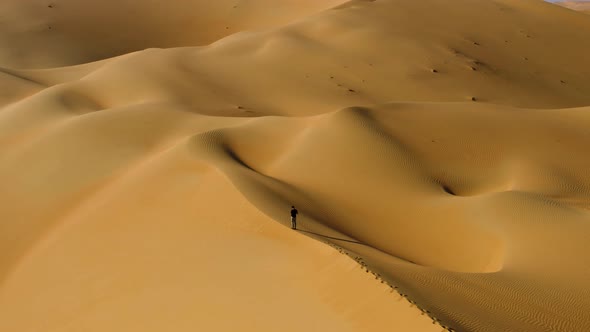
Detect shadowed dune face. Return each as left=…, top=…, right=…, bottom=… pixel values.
left=1, top=0, right=590, bottom=331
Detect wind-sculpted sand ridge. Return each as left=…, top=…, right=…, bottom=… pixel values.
left=2, top=94, right=590, bottom=330
left=0, top=0, right=590, bottom=331
left=0, top=106, right=448, bottom=331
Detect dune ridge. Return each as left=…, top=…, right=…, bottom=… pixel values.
left=0, top=0, right=590, bottom=331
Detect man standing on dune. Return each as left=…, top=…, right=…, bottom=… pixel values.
left=291, top=206, right=298, bottom=230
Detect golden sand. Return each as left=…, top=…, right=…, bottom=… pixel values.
left=0, top=0, right=589, bottom=331
left=554, top=1, right=590, bottom=13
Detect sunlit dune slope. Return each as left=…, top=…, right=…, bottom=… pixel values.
left=0, top=0, right=590, bottom=331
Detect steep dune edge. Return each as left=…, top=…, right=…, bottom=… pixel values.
left=0, top=0, right=590, bottom=331
left=1, top=100, right=590, bottom=331
left=185, top=103, right=590, bottom=331
left=0, top=151, right=439, bottom=331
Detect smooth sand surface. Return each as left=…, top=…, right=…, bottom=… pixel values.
left=0, top=0, right=345, bottom=68
left=0, top=0, right=590, bottom=331
left=553, top=1, right=590, bottom=12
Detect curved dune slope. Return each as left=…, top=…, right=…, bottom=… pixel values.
left=1, top=0, right=590, bottom=331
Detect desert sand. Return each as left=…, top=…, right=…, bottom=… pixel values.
left=0, top=0, right=589, bottom=331
left=553, top=1, right=590, bottom=12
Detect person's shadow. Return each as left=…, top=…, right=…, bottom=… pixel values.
left=298, top=230, right=365, bottom=245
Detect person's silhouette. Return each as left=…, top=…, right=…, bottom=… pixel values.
left=290, top=206, right=299, bottom=230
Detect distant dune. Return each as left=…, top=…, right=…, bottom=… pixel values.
left=0, top=0, right=345, bottom=68
left=0, top=0, right=590, bottom=331
left=553, top=1, right=590, bottom=12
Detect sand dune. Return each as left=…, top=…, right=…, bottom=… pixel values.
left=0, top=0, right=346, bottom=68
left=0, top=0, right=590, bottom=331
left=553, top=1, right=590, bottom=12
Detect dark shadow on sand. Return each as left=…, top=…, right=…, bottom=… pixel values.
left=298, top=230, right=365, bottom=245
